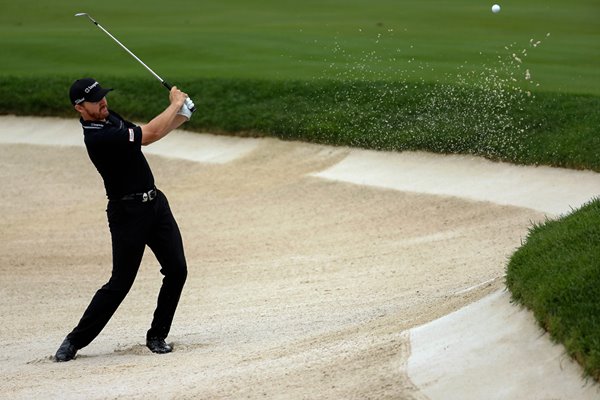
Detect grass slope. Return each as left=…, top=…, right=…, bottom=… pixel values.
left=1, top=76, right=599, bottom=171
left=507, top=199, right=600, bottom=380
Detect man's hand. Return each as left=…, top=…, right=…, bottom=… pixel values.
left=177, top=99, right=196, bottom=120
left=184, top=97, right=196, bottom=112
left=169, top=86, right=188, bottom=108
left=171, top=86, right=195, bottom=120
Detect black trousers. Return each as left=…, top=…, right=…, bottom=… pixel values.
left=67, top=190, right=187, bottom=349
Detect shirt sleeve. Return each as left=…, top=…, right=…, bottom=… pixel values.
left=123, top=121, right=143, bottom=146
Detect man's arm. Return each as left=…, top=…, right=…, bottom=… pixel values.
left=140, top=87, right=189, bottom=146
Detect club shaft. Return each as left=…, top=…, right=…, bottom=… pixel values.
left=81, top=15, right=171, bottom=90
left=77, top=13, right=195, bottom=111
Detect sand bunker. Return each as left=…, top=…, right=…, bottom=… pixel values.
left=0, top=116, right=598, bottom=399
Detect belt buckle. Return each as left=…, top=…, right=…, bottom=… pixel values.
left=142, top=192, right=149, bottom=202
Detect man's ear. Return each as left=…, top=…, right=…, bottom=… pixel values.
left=74, top=104, right=84, bottom=113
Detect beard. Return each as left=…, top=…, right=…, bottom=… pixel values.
left=86, top=104, right=109, bottom=121
left=98, top=104, right=109, bottom=119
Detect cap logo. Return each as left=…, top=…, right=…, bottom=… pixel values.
left=74, top=97, right=85, bottom=105
left=84, top=81, right=99, bottom=93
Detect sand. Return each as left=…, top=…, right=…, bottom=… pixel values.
left=0, top=116, right=597, bottom=399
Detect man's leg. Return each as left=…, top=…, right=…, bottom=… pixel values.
left=56, top=201, right=148, bottom=361
left=65, top=239, right=146, bottom=348
left=146, top=191, right=187, bottom=350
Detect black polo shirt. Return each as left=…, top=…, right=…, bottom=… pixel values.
left=82, top=110, right=154, bottom=200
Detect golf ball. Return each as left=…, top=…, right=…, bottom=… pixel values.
left=492, top=4, right=501, bottom=13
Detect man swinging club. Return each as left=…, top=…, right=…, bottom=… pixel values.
left=55, top=78, right=194, bottom=361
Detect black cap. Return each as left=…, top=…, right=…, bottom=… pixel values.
left=69, top=78, right=113, bottom=105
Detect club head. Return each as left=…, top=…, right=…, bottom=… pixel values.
left=74, top=12, right=97, bottom=24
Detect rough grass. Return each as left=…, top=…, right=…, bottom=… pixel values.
left=1, top=76, right=599, bottom=171
left=506, top=199, right=600, bottom=380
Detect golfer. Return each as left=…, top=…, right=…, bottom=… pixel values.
left=55, top=78, right=194, bottom=362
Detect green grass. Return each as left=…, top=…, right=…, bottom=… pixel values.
left=0, top=0, right=599, bottom=94
left=506, top=199, right=600, bottom=380
left=1, top=0, right=600, bottom=382
left=1, top=76, right=599, bottom=171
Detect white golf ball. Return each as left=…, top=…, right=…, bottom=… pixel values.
left=492, top=4, right=501, bottom=13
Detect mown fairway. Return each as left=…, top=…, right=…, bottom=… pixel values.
left=0, top=0, right=598, bottom=94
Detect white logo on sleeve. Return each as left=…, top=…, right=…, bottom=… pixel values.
left=128, top=128, right=135, bottom=142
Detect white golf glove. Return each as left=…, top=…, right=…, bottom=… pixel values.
left=177, top=98, right=195, bottom=120
left=185, top=97, right=196, bottom=112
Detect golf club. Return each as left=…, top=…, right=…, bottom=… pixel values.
left=75, top=12, right=195, bottom=112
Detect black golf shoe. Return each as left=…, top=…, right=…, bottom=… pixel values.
left=146, top=337, right=172, bottom=354
left=55, top=338, right=77, bottom=362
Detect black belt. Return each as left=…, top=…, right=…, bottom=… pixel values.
left=118, top=188, right=157, bottom=202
